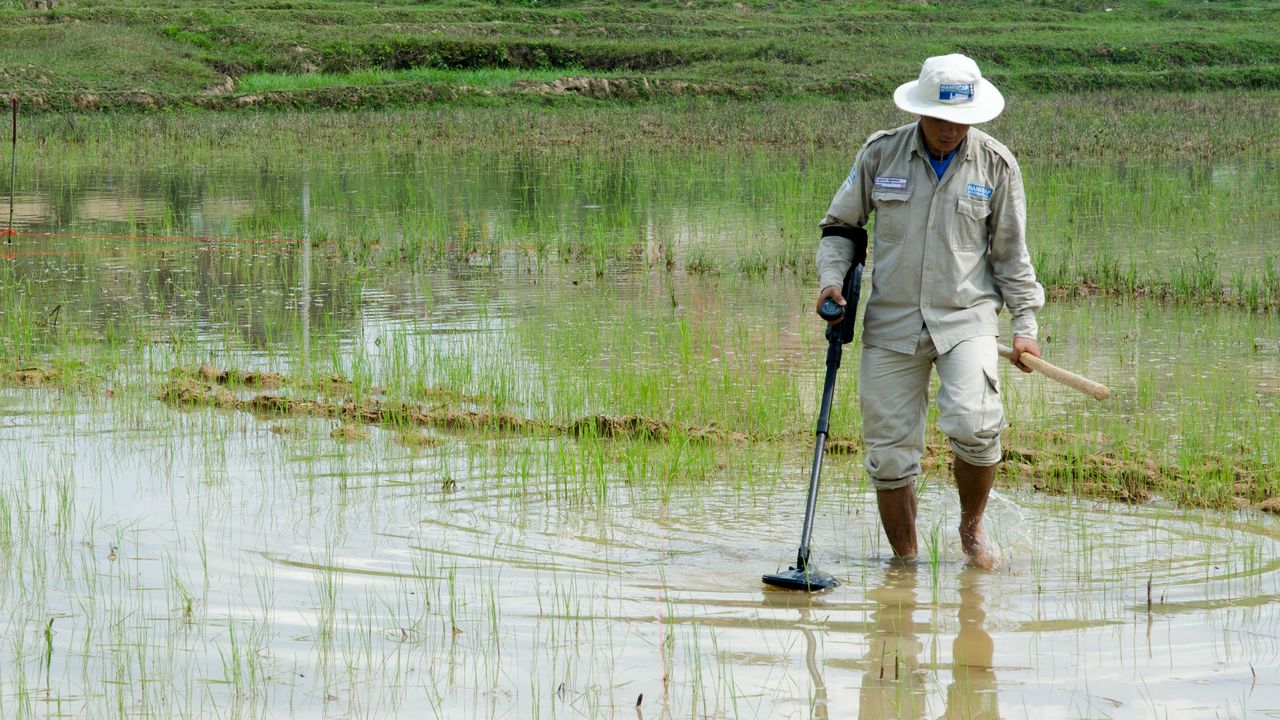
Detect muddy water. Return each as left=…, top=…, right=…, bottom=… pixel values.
left=2, top=149, right=1280, bottom=717
left=3, top=394, right=1279, bottom=718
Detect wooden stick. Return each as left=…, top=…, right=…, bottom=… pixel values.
left=997, top=345, right=1111, bottom=401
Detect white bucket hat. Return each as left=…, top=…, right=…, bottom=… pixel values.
left=893, top=53, right=1004, bottom=125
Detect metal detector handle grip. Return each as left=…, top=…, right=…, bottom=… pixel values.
left=823, top=264, right=863, bottom=346
left=814, top=263, right=859, bottom=436
left=822, top=227, right=867, bottom=346
left=817, top=297, right=843, bottom=321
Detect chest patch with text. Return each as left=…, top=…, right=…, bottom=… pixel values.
left=874, top=176, right=909, bottom=190
left=965, top=183, right=993, bottom=200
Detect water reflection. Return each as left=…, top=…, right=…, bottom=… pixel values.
left=854, top=564, right=999, bottom=720
left=801, top=607, right=830, bottom=720
left=941, top=568, right=999, bottom=720
left=859, top=563, right=927, bottom=719
left=759, top=588, right=833, bottom=720
left=762, top=564, right=1002, bottom=720
left=300, top=174, right=311, bottom=365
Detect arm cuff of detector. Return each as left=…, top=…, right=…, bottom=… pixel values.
left=820, top=225, right=865, bottom=241
left=821, top=225, right=868, bottom=265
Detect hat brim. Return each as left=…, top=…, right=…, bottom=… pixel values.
left=893, top=78, right=1005, bottom=125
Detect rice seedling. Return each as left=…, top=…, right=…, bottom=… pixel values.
left=0, top=97, right=1278, bottom=718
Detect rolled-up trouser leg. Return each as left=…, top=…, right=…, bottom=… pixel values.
left=934, top=335, right=1006, bottom=467
left=859, top=341, right=932, bottom=489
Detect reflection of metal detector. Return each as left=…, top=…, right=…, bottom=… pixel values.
left=763, top=228, right=866, bottom=592
left=758, top=592, right=831, bottom=719
left=800, top=609, right=830, bottom=720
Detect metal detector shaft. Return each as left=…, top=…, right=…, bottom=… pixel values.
left=795, top=339, right=842, bottom=569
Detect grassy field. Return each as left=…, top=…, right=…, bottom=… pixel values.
left=3, top=4, right=1280, bottom=718
left=1, top=0, right=1278, bottom=512
left=2, top=125, right=1278, bottom=514
left=1, top=0, right=1279, bottom=110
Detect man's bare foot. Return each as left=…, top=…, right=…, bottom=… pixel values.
left=887, top=553, right=919, bottom=568
left=954, top=457, right=1000, bottom=569
left=960, top=524, right=1002, bottom=570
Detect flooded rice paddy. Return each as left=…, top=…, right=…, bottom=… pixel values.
left=2, top=144, right=1280, bottom=718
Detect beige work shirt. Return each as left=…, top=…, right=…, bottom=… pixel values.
left=816, top=122, right=1044, bottom=355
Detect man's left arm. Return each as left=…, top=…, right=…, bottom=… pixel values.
left=988, top=159, right=1046, bottom=370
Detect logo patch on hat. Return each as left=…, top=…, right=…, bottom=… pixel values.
left=874, top=176, right=909, bottom=190
left=966, top=183, right=993, bottom=200
left=938, top=83, right=974, bottom=103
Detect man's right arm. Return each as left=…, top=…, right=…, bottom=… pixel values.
left=816, top=146, right=874, bottom=293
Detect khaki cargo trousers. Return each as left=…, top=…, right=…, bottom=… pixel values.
left=859, top=329, right=1005, bottom=490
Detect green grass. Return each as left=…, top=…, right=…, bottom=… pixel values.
left=236, top=66, right=619, bottom=93
left=0, top=22, right=219, bottom=97
left=11, top=93, right=1279, bottom=168
left=2, top=0, right=1280, bottom=109
left=0, top=59, right=1278, bottom=513
left=8, top=101, right=1277, bottom=310
left=2, top=4, right=1280, bottom=709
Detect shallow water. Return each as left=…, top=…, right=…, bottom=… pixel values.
left=3, top=393, right=1280, bottom=718
left=2, top=147, right=1280, bottom=718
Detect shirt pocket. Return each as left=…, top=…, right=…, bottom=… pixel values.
left=871, top=189, right=912, bottom=244
left=953, top=196, right=991, bottom=252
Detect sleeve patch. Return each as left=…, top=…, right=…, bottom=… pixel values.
left=841, top=166, right=857, bottom=189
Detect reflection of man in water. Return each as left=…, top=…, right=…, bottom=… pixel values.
left=940, top=568, right=999, bottom=719
left=858, top=566, right=999, bottom=719
left=859, top=564, right=927, bottom=718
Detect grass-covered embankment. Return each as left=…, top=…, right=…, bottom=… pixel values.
left=4, top=351, right=1277, bottom=514
left=15, top=92, right=1280, bottom=160
left=2, top=0, right=1280, bottom=110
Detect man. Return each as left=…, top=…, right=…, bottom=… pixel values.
left=815, top=54, right=1044, bottom=569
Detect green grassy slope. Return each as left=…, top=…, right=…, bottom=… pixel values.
left=1, top=0, right=1279, bottom=110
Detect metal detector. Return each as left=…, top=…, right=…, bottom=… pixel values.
left=762, top=227, right=867, bottom=592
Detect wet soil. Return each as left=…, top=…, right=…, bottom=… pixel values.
left=158, top=370, right=742, bottom=442
left=5, top=363, right=1275, bottom=514
left=3, top=367, right=62, bottom=386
